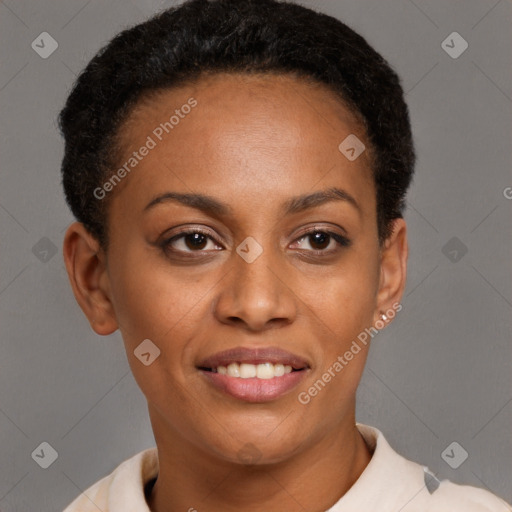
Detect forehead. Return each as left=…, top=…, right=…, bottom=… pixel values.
left=109, top=72, right=375, bottom=216
left=122, top=71, right=367, bottom=145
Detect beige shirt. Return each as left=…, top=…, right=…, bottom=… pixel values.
left=63, top=423, right=511, bottom=511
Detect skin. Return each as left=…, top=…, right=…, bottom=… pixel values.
left=63, top=72, right=408, bottom=512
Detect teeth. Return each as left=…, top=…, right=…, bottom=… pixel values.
left=240, top=363, right=257, bottom=378
left=274, top=364, right=285, bottom=377
left=256, top=363, right=273, bottom=379
left=215, top=362, right=294, bottom=379
left=227, top=362, right=240, bottom=377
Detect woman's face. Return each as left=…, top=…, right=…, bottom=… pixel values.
left=80, top=73, right=404, bottom=463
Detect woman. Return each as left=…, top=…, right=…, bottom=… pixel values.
left=59, top=0, right=511, bottom=510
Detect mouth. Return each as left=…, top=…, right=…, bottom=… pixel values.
left=196, top=347, right=310, bottom=402
left=199, top=362, right=304, bottom=379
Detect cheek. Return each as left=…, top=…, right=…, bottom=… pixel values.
left=106, top=249, right=200, bottom=407
left=300, top=246, right=379, bottom=398
left=310, top=253, right=380, bottom=336
left=106, top=245, right=200, bottom=351
left=296, top=265, right=378, bottom=419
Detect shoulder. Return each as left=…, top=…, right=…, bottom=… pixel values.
left=353, top=424, right=511, bottom=512
left=425, top=477, right=512, bottom=512
left=62, top=447, right=158, bottom=512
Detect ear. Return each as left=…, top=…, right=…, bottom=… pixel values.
left=62, top=222, right=118, bottom=335
left=373, top=218, right=408, bottom=326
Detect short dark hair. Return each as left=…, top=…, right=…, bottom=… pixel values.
left=58, top=0, right=415, bottom=249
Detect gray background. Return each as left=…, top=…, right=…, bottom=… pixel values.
left=1, top=0, right=511, bottom=510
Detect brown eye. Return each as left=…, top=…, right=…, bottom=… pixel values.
left=293, top=229, right=351, bottom=253
left=308, top=231, right=331, bottom=250
left=183, top=232, right=208, bottom=250
left=161, top=228, right=223, bottom=255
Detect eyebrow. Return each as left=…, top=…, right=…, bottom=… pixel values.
left=143, top=186, right=361, bottom=217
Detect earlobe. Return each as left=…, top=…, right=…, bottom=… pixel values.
left=374, top=218, right=408, bottom=326
left=62, top=222, right=118, bottom=335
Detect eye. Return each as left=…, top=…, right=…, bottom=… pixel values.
left=160, top=228, right=223, bottom=255
left=291, top=228, right=351, bottom=254
left=159, top=226, right=351, bottom=258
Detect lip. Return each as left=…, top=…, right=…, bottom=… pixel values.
left=200, top=369, right=309, bottom=403
left=197, top=346, right=311, bottom=403
left=196, top=346, right=310, bottom=370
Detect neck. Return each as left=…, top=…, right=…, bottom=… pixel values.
left=147, top=407, right=372, bottom=512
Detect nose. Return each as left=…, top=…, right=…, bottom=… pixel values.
left=212, top=242, right=297, bottom=332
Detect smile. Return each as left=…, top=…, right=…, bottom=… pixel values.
left=202, top=362, right=297, bottom=379
left=197, top=347, right=310, bottom=402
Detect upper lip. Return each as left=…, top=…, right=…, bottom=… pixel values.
left=197, top=347, right=310, bottom=370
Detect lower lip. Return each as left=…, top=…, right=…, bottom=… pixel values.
left=199, top=369, right=308, bottom=403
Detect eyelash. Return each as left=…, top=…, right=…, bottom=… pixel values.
left=159, top=226, right=351, bottom=258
